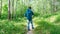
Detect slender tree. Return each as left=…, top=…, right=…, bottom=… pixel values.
left=14, top=0, right=17, bottom=18
left=51, top=0, right=57, bottom=12
left=42, top=0, right=45, bottom=16
left=0, top=0, right=2, bottom=18
left=12, top=0, right=14, bottom=19
left=8, top=0, right=11, bottom=20
left=54, top=0, right=57, bottom=12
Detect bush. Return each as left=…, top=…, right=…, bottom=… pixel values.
left=0, top=21, right=27, bottom=34
left=34, top=20, right=60, bottom=34
left=54, top=15, right=60, bottom=23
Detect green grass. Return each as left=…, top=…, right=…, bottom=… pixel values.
left=0, top=14, right=60, bottom=34
left=0, top=12, right=60, bottom=34
left=34, top=20, right=60, bottom=34
left=54, top=15, right=60, bottom=23
left=0, top=20, right=27, bottom=34
left=1, top=0, right=60, bottom=34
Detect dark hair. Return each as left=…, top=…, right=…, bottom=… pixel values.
left=29, top=7, right=31, bottom=9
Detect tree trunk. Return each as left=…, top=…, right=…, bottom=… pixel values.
left=8, top=0, right=11, bottom=20
left=54, top=0, right=57, bottom=12
left=14, top=0, right=17, bottom=18
left=51, top=0, right=54, bottom=13
left=0, top=0, right=2, bottom=18
left=52, top=0, right=57, bottom=12
left=12, top=0, right=15, bottom=19
left=42, top=0, right=45, bottom=16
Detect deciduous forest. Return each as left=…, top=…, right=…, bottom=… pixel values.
left=0, top=0, right=60, bottom=34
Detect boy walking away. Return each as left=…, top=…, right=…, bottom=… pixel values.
left=24, top=6, right=34, bottom=31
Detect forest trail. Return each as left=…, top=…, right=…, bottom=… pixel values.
left=27, top=30, right=33, bottom=34
left=27, top=24, right=34, bottom=34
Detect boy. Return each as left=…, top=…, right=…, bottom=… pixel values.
left=24, top=7, right=34, bottom=31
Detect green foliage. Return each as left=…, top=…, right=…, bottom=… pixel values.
left=3, top=4, right=8, bottom=12
left=50, top=25, right=60, bottom=34
left=1, top=4, right=8, bottom=19
left=1, top=0, right=60, bottom=34
left=0, top=20, right=27, bottom=34
left=34, top=12, right=40, bottom=17
left=43, top=14, right=52, bottom=18
left=54, top=15, right=60, bottom=23
left=34, top=20, right=60, bottom=34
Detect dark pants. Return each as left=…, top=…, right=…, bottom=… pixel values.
left=27, top=19, right=34, bottom=31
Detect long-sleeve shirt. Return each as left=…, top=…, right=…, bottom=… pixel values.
left=25, top=8, right=34, bottom=21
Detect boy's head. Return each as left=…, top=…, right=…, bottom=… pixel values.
left=28, top=7, right=31, bottom=9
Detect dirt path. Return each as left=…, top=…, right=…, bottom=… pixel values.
left=27, top=30, right=33, bottom=34
left=27, top=24, right=34, bottom=34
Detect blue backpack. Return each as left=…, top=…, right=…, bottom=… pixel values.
left=25, top=9, right=33, bottom=19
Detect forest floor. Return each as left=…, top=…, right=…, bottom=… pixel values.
left=0, top=13, right=60, bottom=34
left=27, top=14, right=60, bottom=34
left=27, top=28, right=34, bottom=34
